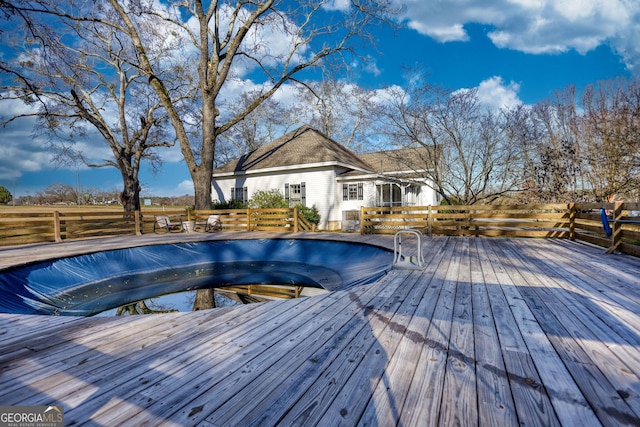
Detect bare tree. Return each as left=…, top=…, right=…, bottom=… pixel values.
left=1, top=1, right=176, bottom=212
left=100, top=0, right=397, bottom=309
left=579, top=78, right=640, bottom=202
left=375, top=76, right=525, bottom=205
left=3, top=1, right=397, bottom=207
left=500, top=103, right=544, bottom=202
left=35, top=183, right=77, bottom=205
left=528, top=87, right=585, bottom=203
left=298, top=76, right=378, bottom=152
left=215, top=92, right=297, bottom=164
left=527, top=79, right=640, bottom=203
left=217, top=75, right=381, bottom=161
left=99, top=0, right=397, bottom=212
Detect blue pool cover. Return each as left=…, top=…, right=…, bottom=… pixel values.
left=0, top=239, right=392, bottom=316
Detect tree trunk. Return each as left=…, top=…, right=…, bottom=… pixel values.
left=193, top=169, right=213, bottom=210
left=192, top=288, right=216, bottom=311
left=120, top=175, right=141, bottom=213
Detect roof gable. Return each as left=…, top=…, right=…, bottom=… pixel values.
left=213, top=125, right=372, bottom=174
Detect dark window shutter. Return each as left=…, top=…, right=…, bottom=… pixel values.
left=343, top=184, right=348, bottom=201
left=358, top=183, right=363, bottom=200
left=243, top=187, right=248, bottom=203
left=301, top=182, right=306, bottom=206
left=284, top=183, right=290, bottom=203
left=230, top=188, right=235, bottom=201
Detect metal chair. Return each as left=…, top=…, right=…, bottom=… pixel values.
left=153, top=215, right=184, bottom=233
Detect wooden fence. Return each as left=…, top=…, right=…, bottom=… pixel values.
left=360, top=202, right=640, bottom=257
left=0, top=207, right=314, bottom=246
left=573, top=202, right=640, bottom=257
left=192, top=208, right=314, bottom=233
left=1, top=203, right=638, bottom=256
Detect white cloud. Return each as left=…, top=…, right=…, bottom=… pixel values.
left=395, top=0, right=640, bottom=73
left=453, top=76, right=523, bottom=110
left=368, top=85, right=406, bottom=105
left=176, top=179, right=194, bottom=195
left=610, top=21, right=640, bottom=74
left=408, top=22, right=468, bottom=43
left=270, top=82, right=302, bottom=106
left=365, top=63, right=382, bottom=77
left=143, top=179, right=194, bottom=197
left=349, top=56, right=383, bottom=78
left=476, top=76, right=522, bottom=110
left=0, top=98, right=50, bottom=180
left=322, top=0, right=351, bottom=12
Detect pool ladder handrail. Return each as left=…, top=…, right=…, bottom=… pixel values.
left=393, top=230, right=425, bottom=270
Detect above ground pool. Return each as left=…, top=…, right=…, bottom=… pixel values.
left=0, top=239, right=392, bottom=316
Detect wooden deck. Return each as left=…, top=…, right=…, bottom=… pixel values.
left=1, top=233, right=640, bottom=426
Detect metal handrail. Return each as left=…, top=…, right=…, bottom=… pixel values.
left=393, top=230, right=425, bottom=270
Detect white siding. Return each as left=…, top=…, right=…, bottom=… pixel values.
left=420, top=178, right=439, bottom=206
left=213, top=169, right=439, bottom=230
left=213, top=166, right=343, bottom=229
left=336, top=181, right=374, bottom=211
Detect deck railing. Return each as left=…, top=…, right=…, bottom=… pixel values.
left=360, top=202, right=640, bottom=257
left=1, top=203, right=638, bottom=256
left=572, top=202, right=640, bottom=256
left=0, top=206, right=312, bottom=246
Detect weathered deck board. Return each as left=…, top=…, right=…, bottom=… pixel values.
left=439, top=238, right=477, bottom=427
left=357, top=238, right=450, bottom=427
left=122, top=272, right=407, bottom=426
left=483, top=239, right=600, bottom=426
left=1, top=233, right=639, bottom=426
left=477, top=239, right=562, bottom=426
left=495, top=239, right=640, bottom=423
left=395, top=236, right=458, bottom=427
left=470, top=241, right=519, bottom=427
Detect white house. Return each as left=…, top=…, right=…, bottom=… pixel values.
left=212, top=125, right=439, bottom=230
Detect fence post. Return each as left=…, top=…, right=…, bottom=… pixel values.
left=359, top=206, right=365, bottom=234
left=607, top=201, right=624, bottom=254
left=568, top=202, right=576, bottom=241
left=246, top=208, right=252, bottom=232
left=135, top=210, right=142, bottom=236
left=293, top=207, right=299, bottom=232
left=427, top=206, right=433, bottom=237
left=53, top=211, right=62, bottom=242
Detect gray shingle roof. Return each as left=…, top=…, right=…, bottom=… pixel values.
left=213, top=125, right=432, bottom=177
left=357, top=148, right=429, bottom=174
left=213, top=125, right=372, bottom=175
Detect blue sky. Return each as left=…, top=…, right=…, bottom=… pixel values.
left=1, top=0, right=636, bottom=199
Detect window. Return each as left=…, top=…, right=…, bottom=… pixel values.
left=285, top=182, right=306, bottom=207
left=290, top=184, right=301, bottom=204
left=231, top=187, right=248, bottom=203
left=349, top=184, right=358, bottom=200
left=343, top=183, right=363, bottom=201
left=375, top=183, right=419, bottom=206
